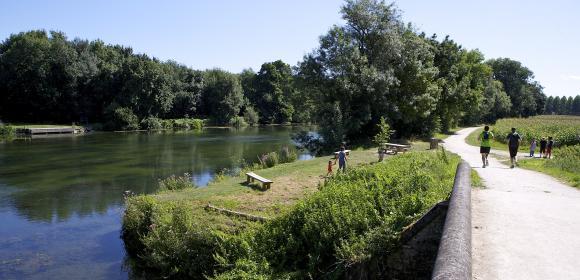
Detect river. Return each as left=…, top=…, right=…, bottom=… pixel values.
left=0, top=127, right=313, bottom=279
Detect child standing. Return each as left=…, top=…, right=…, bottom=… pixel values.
left=529, top=138, right=537, bottom=158
left=546, top=137, right=554, bottom=159
left=539, top=137, right=547, bottom=158
left=326, top=160, right=334, bottom=176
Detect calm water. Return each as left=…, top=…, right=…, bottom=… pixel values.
left=0, top=127, right=312, bottom=279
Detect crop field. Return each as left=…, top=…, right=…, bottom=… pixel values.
left=490, top=115, right=580, bottom=147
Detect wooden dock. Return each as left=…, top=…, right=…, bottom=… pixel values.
left=16, top=127, right=79, bottom=135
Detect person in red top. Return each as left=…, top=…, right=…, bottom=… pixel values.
left=326, top=160, right=334, bottom=177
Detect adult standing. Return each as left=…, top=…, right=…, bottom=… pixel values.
left=506, top=127, right=522, bottom=168
left=478, top=125, right=494, bottom=168
left=335, top=146, right=348, bottom=172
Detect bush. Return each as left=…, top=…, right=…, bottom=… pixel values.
left=158, top=173, right=196, bottom=191
left=105, top=105, right=139, bottom=131
left=229, top=116, right=248, bottom=128
left=278, top=146, right=297, bottom=163
left=141, top=116, right=163, bottom=130
left=0, top=125, right=15, bottom=137
left=243, top=107, right=260, bottom=126
left=261, top=152, right=279, bottom=168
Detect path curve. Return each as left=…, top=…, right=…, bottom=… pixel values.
left=443, top=127, right=580, bottom=280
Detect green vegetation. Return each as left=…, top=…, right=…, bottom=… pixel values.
left=122, top=148, right=461, bottom=279
left=520, top=145, right=580, bottom=188
left=0, top=124, right=15, bottom=138
left=490, top=115, right=579, bottom=147
left=158, top=173, right=197, bottom=191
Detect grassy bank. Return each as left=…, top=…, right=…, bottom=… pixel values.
left=122, top=147, right=460, bottom=279
left=517, top=145, right=580, bottom=188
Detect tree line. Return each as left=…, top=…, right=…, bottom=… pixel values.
left=0, top=0, right=565, bottom=144
left=544, top=95, right=580, bottom=115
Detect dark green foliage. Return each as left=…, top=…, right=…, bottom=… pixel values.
left=242, top=106, right=260, bottom=126
left=105, top=104, right=139, bottom=130
left=0, top=125, right=15, bottom=137
left=201, top=69, right=245, bottom=125
left=140, top=116, right=163, bottom=130
left=545, top=95, right=580, bottom=115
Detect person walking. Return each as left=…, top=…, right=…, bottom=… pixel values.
left=539, top=137, right=547, bottom=158
left=477, top=125, right=494, bottom=168
left=506, top=127, right=522, bottom=168
left=529, top=138, right=537, bottom=158
left=335, top=146, right=348, bottom=172
left=546, top=136, right=554, bottom=159
left=326, top=160, right=334, bottom=177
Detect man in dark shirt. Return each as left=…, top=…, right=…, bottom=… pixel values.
left=506, top=127, right=521, bottom=168
left=539, top=137, right=547, bottom=158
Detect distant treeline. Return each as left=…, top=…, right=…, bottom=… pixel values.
left=544, top=95, right=580, bottom=115
left=0, top=1, right=564, bottom=143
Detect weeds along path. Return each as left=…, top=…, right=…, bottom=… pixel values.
left=443, top=127, right=580, bottom=280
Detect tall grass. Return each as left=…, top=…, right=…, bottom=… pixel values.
left=547, top=145, right=580, bottom=174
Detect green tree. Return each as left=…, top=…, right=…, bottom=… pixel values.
left=250, top=60, right=295, bottom=123
left=571, top=95, right=580, bottom=115
left=487, top=58, right=546, bottom=117
left=201, top=69, right=244, bottom=124
left=545, top=96, right=554, bottom=114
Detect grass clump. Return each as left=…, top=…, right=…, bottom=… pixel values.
left=158, top=173, right=197, bottom=191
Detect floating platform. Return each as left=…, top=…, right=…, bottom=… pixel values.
left=16, top=127, right=80, bottom=135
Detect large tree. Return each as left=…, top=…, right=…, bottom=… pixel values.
left=487, top=58, right=546, bottom=117
left=200, top=69, right=244, bottom=124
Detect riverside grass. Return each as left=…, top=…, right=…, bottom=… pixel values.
left=122, top=149, right=460, bottom=279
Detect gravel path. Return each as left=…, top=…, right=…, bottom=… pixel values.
left=443, top=127, right=580, bottom=280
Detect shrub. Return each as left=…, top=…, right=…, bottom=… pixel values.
left=158, top=173, right=196, bottom=191
left=279, top=146, right=297, bottom=163
left=141, top=116, right=163, bottom=130
left=0, top=125, right=15, bottom=137
left=261, top=152, right=279, bottom=168
left=105, top=105, right=139, bottom=130
left=229, top=116, right=248, bottom=128
left=243, top=107, right=260, bottom=126
left=547, top=145, right=580, bottom=174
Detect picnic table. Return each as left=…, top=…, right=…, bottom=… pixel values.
left=381, top=143, right=411, bottom=155
left=333, top=150, right=351, bottom=159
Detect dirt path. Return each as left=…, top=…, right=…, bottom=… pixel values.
left=443, top=127, right=580, bottom=280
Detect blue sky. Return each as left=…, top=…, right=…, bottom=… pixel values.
left=1, top=0, right=578, bottom=96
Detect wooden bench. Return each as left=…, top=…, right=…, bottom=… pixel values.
left=246, top=172, right=273, bottom=189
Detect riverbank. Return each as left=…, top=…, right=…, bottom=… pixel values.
left=122, top=143, right=464, bottom=279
